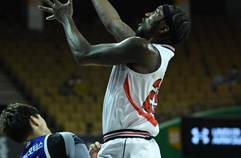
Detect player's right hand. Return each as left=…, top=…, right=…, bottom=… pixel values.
left=38, top=0, right=73, bottom=23
left=89, top=141, right=102, bottom=158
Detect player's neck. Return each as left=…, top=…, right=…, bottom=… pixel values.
left=23, top=129, right=50, bottom=144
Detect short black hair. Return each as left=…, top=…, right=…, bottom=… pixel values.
left=0, top=103, right=39, bottom=143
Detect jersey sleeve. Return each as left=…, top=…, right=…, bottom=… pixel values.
left=59, top=132, right=91, bottom=158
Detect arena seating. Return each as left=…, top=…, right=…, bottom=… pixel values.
left=0, top=15, right=240, bottom=135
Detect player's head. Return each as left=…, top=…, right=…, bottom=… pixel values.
left=135, top=4, right=191, bottom=46
left=0, top=103, right=51, bottom=143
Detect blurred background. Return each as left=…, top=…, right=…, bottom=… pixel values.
left=0, top=0, right=241, bottom=157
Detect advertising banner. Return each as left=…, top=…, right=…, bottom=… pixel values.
left=181, top=116, right=241, bottom=157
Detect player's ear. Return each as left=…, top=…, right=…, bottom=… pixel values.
left=159, top=25, right=169, bottom=34
left=30, top=116, right=39, bottom=126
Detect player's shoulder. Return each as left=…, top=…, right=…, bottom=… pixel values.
left=57, top=132, right=85, bottom=144
left=121, top=36, right=153, bottom=51
left=57, top=131, right=74, bottom=136
left=125, top=36, right=150, bottom=45
left=47, top=133, right=68, bottom=157
left=56, top=132, right=75, bottom=139
left=50, top=132, right=74, bottom=142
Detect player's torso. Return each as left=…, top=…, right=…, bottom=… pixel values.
left=102, top=44, right=175, bottom=136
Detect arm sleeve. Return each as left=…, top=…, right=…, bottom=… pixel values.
left=47, top=133, right=68, bottom=158
left=59, top=132, right=91, bottom=158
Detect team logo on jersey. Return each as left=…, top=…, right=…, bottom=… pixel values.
left=142, top=79, right=162, bottom=114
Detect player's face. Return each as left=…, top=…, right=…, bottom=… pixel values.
left=135, top=6, right=165, bottom=40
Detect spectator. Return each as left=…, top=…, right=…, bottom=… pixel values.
left=225, top=65, right=240, bottom=86
left=73, top=75, right=91, bottom=97
left=60, top=75, right=75, bottom=96
left=211, top=65, right=240, bottom=92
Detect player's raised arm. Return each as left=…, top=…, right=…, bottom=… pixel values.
left=38, top=0, right=155, bottom=69
left=91, top=0, right=135, bottom=42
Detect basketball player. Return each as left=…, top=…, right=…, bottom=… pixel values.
left=0, top=103, right=92, bottom=158
left=38, top=0, right=190, bottom=157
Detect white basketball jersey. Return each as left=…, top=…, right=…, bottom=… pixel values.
left=102, top=44, right=175, bottom=136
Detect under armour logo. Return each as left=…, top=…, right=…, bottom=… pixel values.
left=191, top=127, right=210, bottom=145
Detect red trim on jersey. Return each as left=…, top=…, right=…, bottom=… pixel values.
left=161, top=44, right=175, bottom=52
left=123, top=74, right=158, bottom=127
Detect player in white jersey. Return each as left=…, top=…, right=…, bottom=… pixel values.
left=38, top=0, right=190, bottom=157
left=98, top=45, right=174, bottom=158
left=102, top=44, right=174, bottom=137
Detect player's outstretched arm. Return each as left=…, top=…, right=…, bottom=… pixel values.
left=91, top=0, right=135, bottom=42
left=38, top=0, right=156, bottom=71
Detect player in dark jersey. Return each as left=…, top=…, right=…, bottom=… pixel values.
left=0, top=103, right=93, bottom=158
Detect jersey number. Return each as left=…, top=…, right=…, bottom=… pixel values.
left=142, top=79, right=162, bottom=114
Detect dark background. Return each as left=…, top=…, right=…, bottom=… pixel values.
left=0, top=0, right=231, bottom=27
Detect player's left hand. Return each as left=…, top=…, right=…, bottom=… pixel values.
left=89, top=141, right=102, bottom=158
left=38, top=0, right=73, bottom=23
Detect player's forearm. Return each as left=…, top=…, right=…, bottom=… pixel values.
left=61, top=16, right=91, bottom=64
left=91, top=0, right=135, bottom=42
left=91, top=0, right=121, bottom=28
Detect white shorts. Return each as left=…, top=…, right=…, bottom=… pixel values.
left=98, top=130, right=161, bottom=158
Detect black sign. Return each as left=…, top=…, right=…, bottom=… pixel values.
left=181, top=116, right=241, bottom=157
